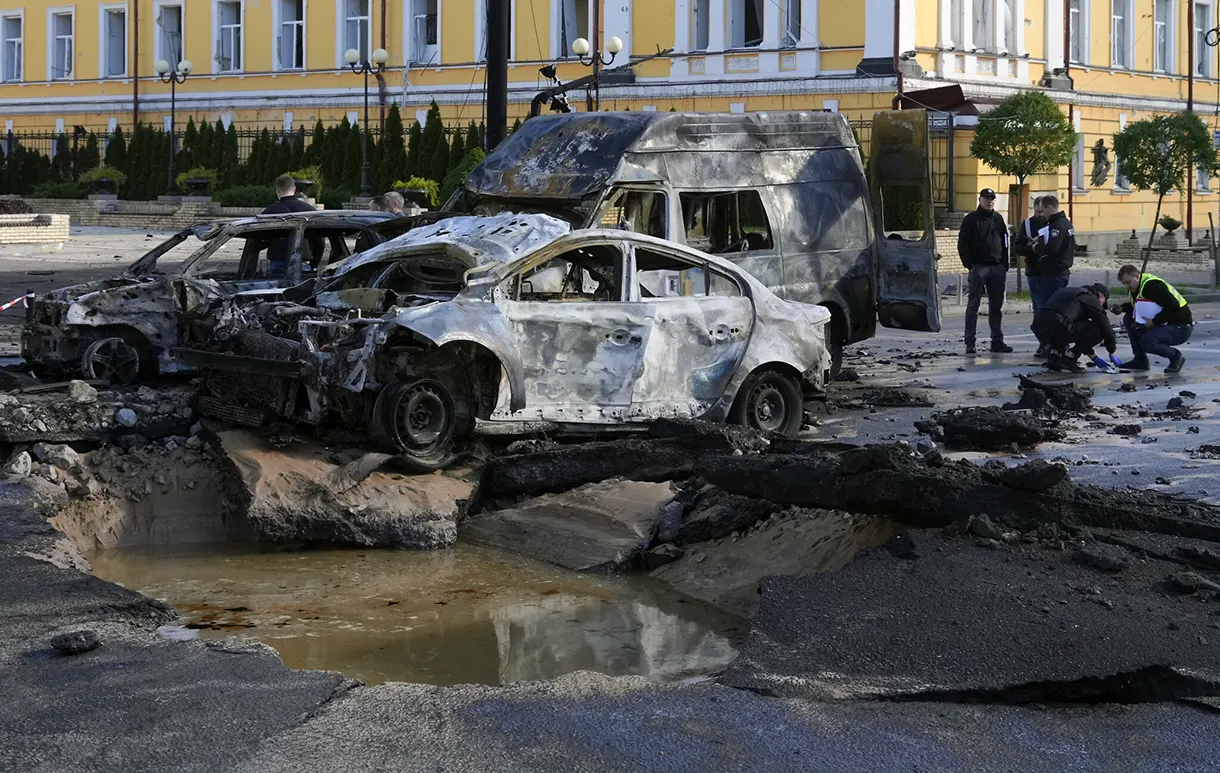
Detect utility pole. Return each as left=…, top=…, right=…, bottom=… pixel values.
left=486, top=0, right=510, bottom=150
left=592, top=0, right=601, bottom=112
left=1188, top=1, right=1196, bottom=243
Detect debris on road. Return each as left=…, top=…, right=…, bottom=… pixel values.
left=915, top=406, right=1065, bottom=450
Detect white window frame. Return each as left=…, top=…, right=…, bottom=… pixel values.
left=1069, top=0, right=1089, bottom=64
left=728, top=0, right=765, bottom=49
left=691, top=0, right=710, bottom=51
left=473, top=0, right=515, bottom=63
left=99, top=4, right=128, bottom=79
left=275, top=0, right=307, bottom=71
left=154, top=1, right=184, bottom=72
left=47, top=7, right=75, bottom=82
left=406, top=0, right=440, bottom=65
left=1196, top=2, right=1213, bottom=77
left=782, top=0, right=801, bottom=47
left=1111, top=0, right=1133, bottom=69
left=1154, top=0, right=1175, bottom=73
left=553, top=0, right=592, bottom=59
left=213, top=0, right=245, bottom=75
left=1, top=12, right=22, bottom=84
left=337, top=0, right=372, bottom=65
left=1115, top=114, right=1131, bottom=191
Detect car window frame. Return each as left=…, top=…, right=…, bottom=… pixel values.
left=498, top=238, right=631, bottom=304
left=626, top=242, right=746, bottom=303
left=678, top=188, right=777, bottom=258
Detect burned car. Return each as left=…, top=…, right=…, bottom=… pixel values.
left=20, top=210, right=417, bottom=383
left=178, top=214, right=831, bottom=470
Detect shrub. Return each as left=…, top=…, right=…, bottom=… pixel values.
left=175, top=167, right=219, bottom=194
left=320, top=187, right=353, bottom=211
left=286, top=166, right=323, bottom=202
left=78, top=165, right=129, bottom=189
left=215, top=185, right=274, bottom=208
left=440, top=147, right=486, bottom=206
left=31, top=181, right=86, bottom=199
left=0, top=198, right=34, bottom=215
left=392, top=176, right=440, bottom=207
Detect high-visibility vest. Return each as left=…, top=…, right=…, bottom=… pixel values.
left=1135, top=273, right=1188, bottom=308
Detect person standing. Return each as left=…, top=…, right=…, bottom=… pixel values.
left=1013, top=196, right=1049, bottom=355
left=957, top=188, right=1012, bottom=355
left=262, top=174, right=315, bottom=277
left=1114, top=265, right=1192, bottom=373
left=383, top=191, right=406, bottom=215
left=1031, top=194, right=1074, bottom=308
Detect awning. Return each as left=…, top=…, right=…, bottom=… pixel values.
left=898, top=85, right=979, bottom=116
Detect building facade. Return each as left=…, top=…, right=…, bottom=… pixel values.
left=1, top=0, right=1218, bottom=248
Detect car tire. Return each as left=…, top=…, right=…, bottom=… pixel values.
left=373, top=376, right=473, bottom=472
left=81, top=337, right=142, bottom=385
left=730, top=368, right=804, bottom=438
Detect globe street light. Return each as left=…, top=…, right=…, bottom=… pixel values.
left=570, top=35, right=623, bottom=111
left=155, top=58, right=192, bottom=195
left=346, top=47, right=389, bottom=198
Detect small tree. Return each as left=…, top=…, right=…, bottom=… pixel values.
left=418, top=101, right=448, bottom=183
left=465, top=120, right=482, bottom=153
left=377, top=104, right=407, bottom=192
left=104, top=127, right=128, bottom=171
left=970, top=91, right=1077, bottom=217
left=1113, top=111, right=1219, bottom=273
left=405, top=119, right=424, bottom=177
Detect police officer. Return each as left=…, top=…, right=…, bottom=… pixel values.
left=957, top=188, right=1012, bottom=355
left=1032, top=194, right=1075, bottom=302
left=1114, top=265, right=1192, bottom=373
left=1013, top=196, right=1049, bottom=355
left=1031, top=283, right=1117, bottom=373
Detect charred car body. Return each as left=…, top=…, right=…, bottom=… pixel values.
left=21, top=211, right=413, bottom=383
left=176, top=213, right=831, bottom=469
left=446, top=109, right=941, bottom=370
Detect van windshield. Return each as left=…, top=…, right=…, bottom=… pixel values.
left=446, top=189, right=591, bottom=227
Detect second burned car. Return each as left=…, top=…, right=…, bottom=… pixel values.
left=178, top=213, right=832, bottom=469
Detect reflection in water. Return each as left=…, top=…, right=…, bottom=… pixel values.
left=90, top=543, right=743, bottom=686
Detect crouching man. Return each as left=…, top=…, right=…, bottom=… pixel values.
left=1031, top=283, right=1117, bottom=373
left=1114, top=265, right=1192, bottom=374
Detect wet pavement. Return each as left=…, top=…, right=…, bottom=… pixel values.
left=90, top=542, right=743, bottom=686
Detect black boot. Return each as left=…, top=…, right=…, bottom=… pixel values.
left=1035, top=344, right=1049, bottom=358
left=990, top=342, right=1014, bottom=353
left=1166, top=352, right=1187, bottom=374
left=1122, top=358, right=1150, bottom=372
left=1057, top=354, right=1085, bottom=374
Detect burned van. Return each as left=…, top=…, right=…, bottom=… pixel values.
left=447, top=109, right=940, bottom=368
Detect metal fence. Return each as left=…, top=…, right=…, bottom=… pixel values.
left=850, top=113, right=954, bottom=209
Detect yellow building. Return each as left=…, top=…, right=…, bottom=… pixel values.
left=1, top=0, right=1218, bottom=249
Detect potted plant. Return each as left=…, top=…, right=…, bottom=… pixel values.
left=286, top=166, right=323, bottom=203
left=175, top=167, right=220, bottom=198
left=78, top=165, right=128, bottom=197
left=392, top=176, right=440, bottom=210
left=1158, top=215, right=1183, bottom=234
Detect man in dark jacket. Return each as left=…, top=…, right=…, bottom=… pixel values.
left=957, top=188, right=1012, bottom=355
left=1032, top=193, right=1074, bottom=297
left=1031, top=283, right=1117, bottom=373
left=1013, top=196, right=1049, bottom=355
left=262, top=174, right=315, bottom=277
left=1115, top=265, right=1193, bottom=373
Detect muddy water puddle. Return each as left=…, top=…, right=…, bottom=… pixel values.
left=91, top=543, right=744, bottom=686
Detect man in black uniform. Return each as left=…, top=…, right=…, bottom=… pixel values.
left=262, top=174, right=315, bottom=277
left=1031, top=193, right=1074, bottom=300
left=1013, top=196, right=1048, bottom=355
left=1031, top=283, right=1116, bottom=373
left=957, top=188, right=1012, bottom=355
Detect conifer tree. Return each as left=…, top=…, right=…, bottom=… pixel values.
left=376, top=104, right=407, bottom=191
left=418, top=101, right=448, bottom=183
left=104, top=127, right=128, bottom=172
left=405, top=119, right=424, bottom=178
left=465, top=121, right=482, bottom=153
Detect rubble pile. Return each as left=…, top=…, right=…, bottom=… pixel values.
left=915, top=406, right=1066, bottom=450
left=0, top=382, right=195, bottom=443
left=1003, top=375, right=1094, bottom=415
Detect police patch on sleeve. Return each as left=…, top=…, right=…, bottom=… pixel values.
left=1050, top=229, right=1061, bottom=238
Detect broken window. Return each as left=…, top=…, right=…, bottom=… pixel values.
left=680, top=190, right=774, bottom=255
left=345, top=0, right=370, bottom=61
left=410, top=0, right=439, bottom=64
left=509, top=244, right=624, bottom=302
left=783, top=0, right=801, bottom=47
left=279, top=0, right=305, bottom=70
left=51, top=11, right=73, bottom=80
left=634, top=248, right=742, bottom=299
left=217, top=1, right=243, bottom=73
left=598, top=189, right=667, bottom=239
left=1197, top=3, right=1212, bottom=77
left=692, top=0, right=709, bottom=51
left=2, top=15, right=21, bottom=83
left=158, top=5, right=183, bottom=68
left=1112, top=0, right=1132, bottom=69
left=728, top=0, right=764, bottom=48
left=556, top=0, right=590, bottom=58
left=876, top=184, right=928, bottom=240
left=1154, top=0, right=1172, bottom=73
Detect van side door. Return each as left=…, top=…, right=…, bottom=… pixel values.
left=869, top=109, right=942, bottom=333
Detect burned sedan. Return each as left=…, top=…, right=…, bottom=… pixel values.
left=21, top=210, right=403, bottom=383
left=180, top=221, right=831, bottom=470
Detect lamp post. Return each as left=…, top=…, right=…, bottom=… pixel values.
left=570, top=35, right=623, bottom=111
left=154, top=58, right=192, bottom=195
left=345, top=47, right=389, bottom=198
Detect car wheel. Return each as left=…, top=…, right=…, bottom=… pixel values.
left=730, top=369, right=804, bottom=438
left=375, top=378, right=470, bottom=472
left=81, top=337, right=142, bottom=385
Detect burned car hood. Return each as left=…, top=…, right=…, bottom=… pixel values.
left=37, top=276, right=160, bottom=304
left=325, top=212, right=572, bottom=281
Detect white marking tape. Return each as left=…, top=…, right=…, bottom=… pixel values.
left=0, top=293, right=32, bottom=312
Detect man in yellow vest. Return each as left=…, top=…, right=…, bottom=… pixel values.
left=1115, top=265, right=1192, bottom=373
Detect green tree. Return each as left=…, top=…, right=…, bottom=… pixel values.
left=179, top=117, right=198, bottom=170
left=50, top=135, right=72, bottom=182
left=78, top=132, right=101, bottom=174
left=104, top=127, right=128, bottom=171
left=417, top=100, right=449, bottom=183
left=222, top=123, right=239, bottom=187
left=440, top=146, right=486, bottom=205
left=1113, top=111, right=1220, bottom=273
left=305, top=120, right=326, bottom=166
left=510, top=117, right=522, bottom=134
left=969, top=91, right=1077, bottom=189
left=447, top=129, right=466, bottom=175
left=405, top=118, right=424, bottom=177
left=465, top=121, right=482, bottom=153
left=343, top=122, right=364, bottom=192
left=376, top=103, right=407, bottom=192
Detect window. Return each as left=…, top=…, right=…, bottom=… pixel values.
left=1, top=16, right=20, bottom=83
left=1112, top=0, right=1131, bottom=68
left=692, top=0, right=709, bottom=51
left=634, top=248, right=742, bottom=300
left=1115, top=114, right=1130, bottom=190
left=51, top=11, right=74, bottom=81
left=217, top=1, right=243, bottom=73
left=1154, top=0, right=1173, bottom=73
left=973, top=0, right=992, bottom=50
left=680, top=191, right=774, bottom=255
left=729, top=0, right=764, bottom=48
left=344, top=0, right=370, bottom=60
left=158, top=4, right=183, bottom=68
left=1069, top=0, right=1086, bottom=64
left=103, top=7, right=126, bottom=78
left=410, top=0, right=439, bottom=64
left=1002, top=0, right=1013, bottom=51
left=556, top=0, right=590, bottom=58
left=1202, top=133, right=1220, bottom=191
left=507, top=245, right=625, bottom=303
left=598, top=189, right=667, bottom=239
left=279, top=0, right=305, bottom=70
left=783, top=0, right=801, bottom=47
left=1072, top=134, right=1086, bottom=190
left=1197, top=2, right=1212, bottom=77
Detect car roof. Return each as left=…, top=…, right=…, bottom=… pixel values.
left=206, top=211, right=396, bottom=230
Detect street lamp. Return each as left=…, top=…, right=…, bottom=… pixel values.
left=345, top=47, right=389, bottom=198
left=154, top=58, right=192, bottom=195
left=570, top=35, right=623, bottom=111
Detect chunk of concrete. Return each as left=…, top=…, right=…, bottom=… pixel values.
left=33, top=443, right=80, bottom=472
left=674, top=487, right=780, bottom=546
left=3, top=451, right=32, bottom=478
left=215, top=430, right=470, bottom=550
left=67, top=380, right=99, bottom=404
left=462, top=479, right=680, bottom=572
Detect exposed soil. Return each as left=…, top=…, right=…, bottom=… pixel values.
left=915, top=406, right=1066, bottom=450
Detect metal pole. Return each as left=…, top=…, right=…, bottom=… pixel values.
left=1188, top=1, right=1196, bottom=243
left=593, top=0, right=601, bottom=111
left=486, top=0, right=509, bottom=149
left=361, top=66, right=372, bottom=197
left=167, top=77, right=177, bottom=194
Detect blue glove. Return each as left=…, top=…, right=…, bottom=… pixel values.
left=1093, top=356, right=1118, bottom=374
left=1110, top=355, right=1123, bottom=368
